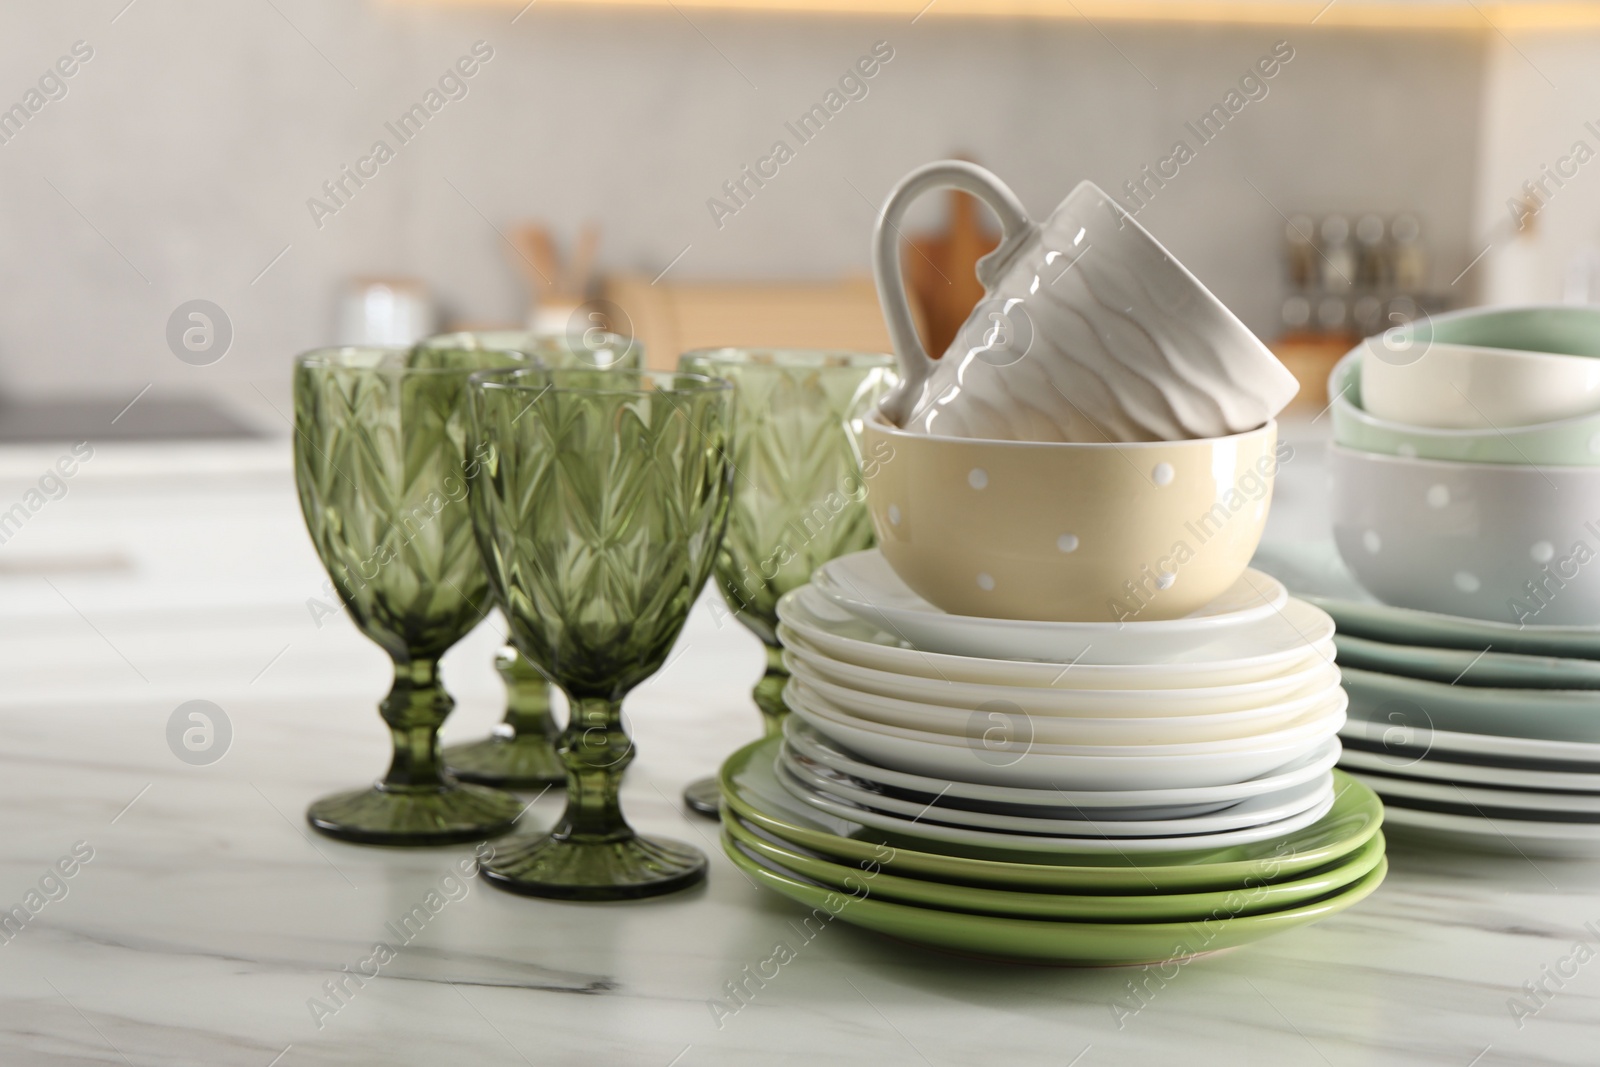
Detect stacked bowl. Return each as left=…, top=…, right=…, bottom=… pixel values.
left=717, top=412, right=1387, bottom=965
left=1323, top=304, right=1600, bottom=852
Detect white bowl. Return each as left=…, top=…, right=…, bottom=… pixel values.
left=783, top=636, right=1337, bottom=717
left=1330, top=444, right=1600, bottom=625
left=784, top=681, right=1346, bottom=790
left=1360, top=335, right=1600, bottom=430
left=775, top=585, right=1335, bottom=687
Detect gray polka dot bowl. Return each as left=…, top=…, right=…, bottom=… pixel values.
left=1328, top=351, right=1600, bottom=466
left=1330, top=444, right=1600, bottom=626
left=858, top=411, right=1284, bottom=622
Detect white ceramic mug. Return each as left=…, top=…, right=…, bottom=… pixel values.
left=872, top=161, right=1298, bottom=442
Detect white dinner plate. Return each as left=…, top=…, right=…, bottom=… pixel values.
left=786, top=683, right=1346, bottom=790
left=773, top=758, right=1339, bottom=854
left=1338, top=745, right=1600, bottom=793
left=781, top=744, right=1336, bottom=837
left=777, top=585, right=1335, bottom=686
left=785, top=717, right=1344, bottom=819
left=1343, top=769, right=1600, bottom=814
left=809, top=551, right=1306, bottom=664
left=783, top=632, right=1338, bottom=717
left=784, top=654, right=1344, bottom=746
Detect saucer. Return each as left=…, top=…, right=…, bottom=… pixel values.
left=783, top=631, right=1338, bottom=716
left=785, top=653, right=1343, bottom=746
left=811, top=550, right=1296, bottom=662
left=776, top=585, right=1335, bottom=685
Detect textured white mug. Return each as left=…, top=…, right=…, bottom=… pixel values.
left=873, top=161, right=1298, bottom=442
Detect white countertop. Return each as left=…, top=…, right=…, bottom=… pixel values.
left=0, top=428, right=1597, bottom=1066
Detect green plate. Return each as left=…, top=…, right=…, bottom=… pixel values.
left=719, top=736, right=1384, bottom=892
left=1336, top=634, right=1600, bottom=689
left=1313, top=596, right=1600, bottom=660
left=1343, top=666, right=1600, bottom=744
left=722, top=831, right=1388, bottom=965
left=725, top=812, right=1387, bottom=921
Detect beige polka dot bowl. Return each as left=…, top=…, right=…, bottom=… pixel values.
left=858, top=411, right=1284, bottom=623
left=1330, top=444, right=1600, bottom=626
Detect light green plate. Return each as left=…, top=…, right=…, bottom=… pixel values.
left=719, top=736, right=1384, bottom=892
left=1344, top=666, right=1600, bottom=744
left=1336, top=634, right=1600, bottom=689
left=725, top=812, right=1387, bottom=921
left=722, top=831, right=1388, bottom=965
left=1313, top=596, right=1600, bottom=660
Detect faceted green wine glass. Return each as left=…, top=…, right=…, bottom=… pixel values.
left=293, top=345, right=529, bottom=845
left=468, top=367, right=733, bottom=899
left=675, top=349, right=897, bottom=816
left=419, top=330, right=645, bottom=789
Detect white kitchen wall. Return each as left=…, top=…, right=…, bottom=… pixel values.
left=1476, top=29, right=1600, bottom=306
left=0, top=2, right=1485, bottom=419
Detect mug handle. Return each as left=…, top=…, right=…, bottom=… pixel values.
left=872, top=160, right=1034, bottom=427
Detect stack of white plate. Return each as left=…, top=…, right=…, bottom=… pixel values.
left=773, top=551, right=1350, bottom=847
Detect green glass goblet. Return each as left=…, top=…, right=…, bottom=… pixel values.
left=468, top=367, right=733, bottom=900
left=293, top=344, right=528, bottom=846
left=420, top=330, right=645, bottom=789
left=675, top=348, right=896, bottom=817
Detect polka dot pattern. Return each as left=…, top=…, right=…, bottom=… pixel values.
left=1531, top=541, right=1555, bottom=564
left=1453, top=571, right=1481, bottom=593
left=1426, top=484, right=1450, bottom=509
left=968, top=468, right=988, bottom=490
left=1057, top=533, right=1079, bottom=553
left=976, top=573, right=995, bottom=591
left=1152, top=462, right=1175, bottom=486
left=887, top=504, right=901, bottom=526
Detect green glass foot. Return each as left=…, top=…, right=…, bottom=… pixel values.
left=307, top=782, right=523, bottom=847
left=444, top=733, right=565, bottom=790
left=682, top=775, right=722, bottom=819
left=479, top=833, right=708, bottom=900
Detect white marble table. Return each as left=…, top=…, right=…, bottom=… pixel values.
left=0, top=430, right=1595, bottom=1067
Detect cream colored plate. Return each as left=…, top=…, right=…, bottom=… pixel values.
left=777, top=585, right=1335, bottom=686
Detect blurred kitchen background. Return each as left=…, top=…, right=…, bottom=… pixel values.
left=0, top=0, right=1596, bottom=437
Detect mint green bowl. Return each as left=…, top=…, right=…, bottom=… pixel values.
left=1329, top=349, right=1600, bottom=467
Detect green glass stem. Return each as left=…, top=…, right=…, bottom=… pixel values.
left=479, top=692, right=707, bottom=899
left=379, top=657, right=451, bottom=790
left=552, top=697, right=634, bottom=842
left=683, top=644, right=790, bottom=818
left=754, top=644, right=790, bottom=738
left=443, top=645, right=564, bottom=788
left=497, top=645, right=560, bottom=742
left=306, top=656, right=523, bottom=846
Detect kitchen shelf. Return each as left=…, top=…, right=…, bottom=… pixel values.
left=398, top=0, right=1600, bottom=30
